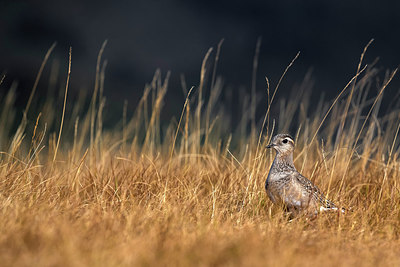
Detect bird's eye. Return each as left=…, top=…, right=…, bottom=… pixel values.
left=282, top=139, right=288, bottom=144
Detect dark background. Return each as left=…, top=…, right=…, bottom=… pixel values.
left=1, top=0, right=399, bottom=126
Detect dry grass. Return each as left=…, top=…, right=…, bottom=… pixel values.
left=1, top=42, right=400, bottom=266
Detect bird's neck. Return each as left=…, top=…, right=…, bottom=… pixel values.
left=273, top=151, right=295, bottom=169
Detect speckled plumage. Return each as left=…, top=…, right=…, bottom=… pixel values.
left=265, top=134, right=343, bottom=218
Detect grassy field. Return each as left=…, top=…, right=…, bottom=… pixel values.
left=1, top=42, right=400, bottom=266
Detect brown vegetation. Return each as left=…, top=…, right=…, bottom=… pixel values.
left=0, top=42, right=399, bottom=266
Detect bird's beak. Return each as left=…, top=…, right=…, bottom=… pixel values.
left=266, top=144, right=273, bottom=149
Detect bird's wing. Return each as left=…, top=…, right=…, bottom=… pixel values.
left=294, top=172, right=337, bottom=209
left=276, top=172, right=312, bottom=209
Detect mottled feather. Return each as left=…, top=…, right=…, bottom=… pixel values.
left=265, top=134, right=344, bottom=217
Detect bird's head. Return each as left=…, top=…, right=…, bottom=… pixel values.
left=266, top=134, right=295, bottom=154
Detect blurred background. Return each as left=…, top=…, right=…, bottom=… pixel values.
left=1, top=0, right=400, bottom=128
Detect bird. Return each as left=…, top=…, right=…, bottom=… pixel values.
left=265, top=133, right=344, bottom=218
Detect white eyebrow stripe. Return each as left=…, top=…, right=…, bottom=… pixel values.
left=285, top=138, right=294, bottom=144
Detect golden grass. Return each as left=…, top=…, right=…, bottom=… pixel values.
left=0, top=41, right=400, bottom=266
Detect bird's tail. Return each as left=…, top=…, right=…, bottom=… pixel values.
left=320, top=198, right=346, bottom=214
left=319, top=206, right=346, bottom=214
